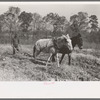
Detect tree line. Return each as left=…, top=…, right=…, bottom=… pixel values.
left=0, top=6, right=99, bottom=44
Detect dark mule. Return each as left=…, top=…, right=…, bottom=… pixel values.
left=52, top=34, right=83, bottom=65
left=33, top=34, right=73, bottom=67
left=71, top=33, right=83, bottom=50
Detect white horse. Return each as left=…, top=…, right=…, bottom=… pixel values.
left=33, top=34, right=73, bottom=67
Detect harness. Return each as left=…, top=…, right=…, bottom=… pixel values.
left=52, top=38, right=60, bottom=50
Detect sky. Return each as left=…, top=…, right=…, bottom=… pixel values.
left=0, top=2, right=100, bottom=24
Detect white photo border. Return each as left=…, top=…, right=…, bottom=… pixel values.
left=0, top=1, right=100, bottom=98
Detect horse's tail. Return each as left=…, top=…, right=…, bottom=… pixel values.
left=33, top=45, right=36, bottom=58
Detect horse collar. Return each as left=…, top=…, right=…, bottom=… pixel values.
left=52, top=38, right=60, bottom=50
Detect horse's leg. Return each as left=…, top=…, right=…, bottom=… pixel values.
left=59, top=54, right=65, bottom=64
left=56, top=53, right=60, bottom=67
left=34, top=49, right=40, bottom=61
left=13, top=46, right=16, bottom=55
left=68, top=53, right=71, bottom=65
left=51, top=54, right=56, bottom=62
left=33, top=45, right=41, bottom=60
left=16, top=45, right=19, bottom=53
left=46, top=53, right=52, bottom=67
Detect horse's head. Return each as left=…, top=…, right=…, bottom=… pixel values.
left=76, top=34, right=83, bottom=49
left=58, top=34, right=73, bottom=51
left=53, top=34, right=73, bottom=51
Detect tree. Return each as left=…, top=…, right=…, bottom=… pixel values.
left=3, top=7, right=20, bottom=34
left=3, top=6, right=21, bottom=45
left=43, top=13, right=59, bottom=24
left=89, top=15, right=99, bottom=32
left=29, top=13, right=45, bottom=39
left=78, top=12, right=89, bottom=31
left=43, top=13, right=69, bottom=36
left=70, top=12, right=90, bottom=36
left=0, top=14, right=5, bottom=32
left=43, top=13, right=59, bottom=36
left=30, top=13, right=44, bottom=31
left=18, top=11, right=33, bottom=32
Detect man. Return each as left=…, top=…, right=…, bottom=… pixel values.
left=11, top=33, right=20, bottom=54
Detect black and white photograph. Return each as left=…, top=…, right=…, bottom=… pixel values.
left=0, top=2, right=100, bottom=81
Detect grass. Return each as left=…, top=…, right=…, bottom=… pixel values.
left=0, top=43, right=100, bottom=81
left=83, top=41, right=100, bottom=50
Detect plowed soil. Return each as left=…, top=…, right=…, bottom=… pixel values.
left=0, top=44, right=100, bottom=81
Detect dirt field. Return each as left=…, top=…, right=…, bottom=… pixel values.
left=0, top=44, right=100, bottom=81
